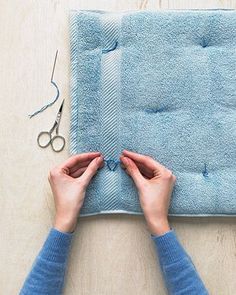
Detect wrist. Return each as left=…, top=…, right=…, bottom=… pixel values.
left=54, top=214, right=78, bottom=233
left=145, top=215, right=170, bottom=236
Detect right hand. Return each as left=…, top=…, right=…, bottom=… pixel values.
left=120, top=150, right=176, bottom=236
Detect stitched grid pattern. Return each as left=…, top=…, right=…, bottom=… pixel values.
left=69, top=10, right=236, bottom=217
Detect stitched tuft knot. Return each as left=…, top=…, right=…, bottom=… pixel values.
left=202, top=163, right=209, bottom=177
left=145, top=107, right=165, bottom=113
left=102, top=41, right=118, bottom=54
left=104, top=159, right=120, bottom=171
left=200, top=37, right=208, bottom=48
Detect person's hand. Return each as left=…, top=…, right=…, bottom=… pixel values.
left=48, top=152, right=104, bottom=233
left=120, top=150, right=176, bottom=236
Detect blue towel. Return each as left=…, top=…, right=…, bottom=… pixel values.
left=69, top=9, right=236, bottom=216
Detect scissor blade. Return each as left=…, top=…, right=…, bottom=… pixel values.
left=58, top=99, right=64, bottom=113
left=54, top=99, right=64, bottom=126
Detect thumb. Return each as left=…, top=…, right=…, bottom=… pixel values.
left=120, top=156, right=144, bottom=189
left=78, top=156, right=103, bottom=186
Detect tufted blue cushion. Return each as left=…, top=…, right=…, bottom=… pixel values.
left=69, top=9, right=236, bottom=216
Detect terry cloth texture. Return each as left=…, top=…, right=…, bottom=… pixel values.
left=69, top=9, right=236, bottom=217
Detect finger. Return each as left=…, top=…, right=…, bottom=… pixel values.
left=70, top=155, right=106, bottom=174
left=71, top=159, right=105, bottom=178
left=134, top=162, right=154, bottom=179
left=78, top=156, right=103, bottom=185
left=70, top=167, right=87, bottom=178
left=121, top=149, right=165, bottom=172
left=69, top=159, right=93, bottom=174
left=121, top=161, right=153, bottom=179
left=59, top=152, right=102, bottom=170
left=120, top=156, right=145, bottom=189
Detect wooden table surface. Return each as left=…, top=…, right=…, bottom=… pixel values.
left=0, top=1, right=236, bottom=294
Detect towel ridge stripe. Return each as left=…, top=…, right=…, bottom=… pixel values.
left=69, top=12, right=80, bottom=155
left=100, top=14, right=122, bottom=210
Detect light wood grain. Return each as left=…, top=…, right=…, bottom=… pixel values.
left=0, top=1, right=236, bottom=294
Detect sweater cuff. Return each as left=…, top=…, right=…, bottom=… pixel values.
left=38, top=228, right=74, bottom=263
left=151, top=229, right=187, bottom=265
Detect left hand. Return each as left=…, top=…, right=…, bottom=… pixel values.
left=48, top=152, right=104, bottom=233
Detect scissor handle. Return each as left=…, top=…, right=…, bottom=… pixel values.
left=37, top=131, right=52, bottom=148
left=50, top=135, right=65, bottom=152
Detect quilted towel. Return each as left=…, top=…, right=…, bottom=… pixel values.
left=69, top=9, right=236, bottom=216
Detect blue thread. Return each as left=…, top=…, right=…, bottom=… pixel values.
left=102, top=41, right=118, bottom=54
left=28, top=50, right=60, bottom=118
left=202, top=163, right=209, bottom=177
left=28, top=81, right=60, bottom=118
left=104, top=159, right=121, bottom=171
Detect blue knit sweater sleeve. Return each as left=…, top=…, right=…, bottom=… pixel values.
left=19, top=228, right=73, bottom=295
left=152, top=230, right=208, bottom=295
left=19, top=228, right=208, bottom=295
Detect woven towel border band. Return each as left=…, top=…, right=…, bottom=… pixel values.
left=99, top=13, right=123, bottom=210
left=69, top=11, right=80, bottom=155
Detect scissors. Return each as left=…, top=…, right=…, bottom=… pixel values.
left=37, top=100, right=65, bottom=152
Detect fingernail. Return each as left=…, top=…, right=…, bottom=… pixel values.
left=119, top=156, right=124, bottom=167
left=122, top=156, right=129, bottom=165
left=120, top=163, right=125, bottom=169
